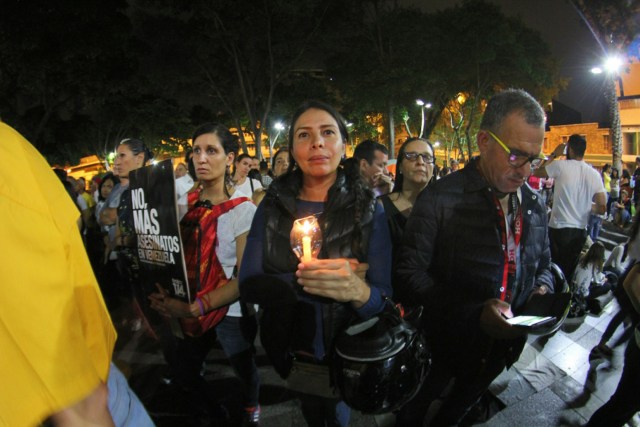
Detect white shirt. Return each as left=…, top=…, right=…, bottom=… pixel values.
left=234, top=177, right=263, bottom=196
left=572, top=262, right=605, bottom=298
left=216, top=190, right=256, bottom=316
left=175, top=175, right=194, bottom=221
left=546, top=160, right=606, bottom=229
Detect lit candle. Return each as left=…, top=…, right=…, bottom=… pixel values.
left=291, top=215, right=321, bottom=263
left=302, top=235, right=312, bottom=263
left=301, top=219, right=312, bottom=262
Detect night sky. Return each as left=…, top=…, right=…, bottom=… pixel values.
left=405, top=0, right=611, bottom=123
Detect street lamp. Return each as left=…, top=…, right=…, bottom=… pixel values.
left=591, top=53, right=625, bottom=172
left=416, top=99, right=432, bottom=138
left=269, top=121, right=285, bottom=160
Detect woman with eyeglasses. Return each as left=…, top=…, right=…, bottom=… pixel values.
left=379, top=137, right=435, bottom=299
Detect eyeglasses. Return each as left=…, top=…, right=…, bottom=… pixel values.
left=486, top=130, right=547, bottom=169
left=403, top=152, right=434, bottom=164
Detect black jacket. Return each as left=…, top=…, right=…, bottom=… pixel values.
left=397, top=158, right=554, bottom=373
left=262, top=168, right=375, bottom=273
left=254, top=168, right=377, bottom=377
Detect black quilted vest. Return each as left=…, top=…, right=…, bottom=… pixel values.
left=261, top=168, right=376, bottom=366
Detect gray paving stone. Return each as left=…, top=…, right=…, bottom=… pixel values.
left=483, top=388, right=585, bottom=426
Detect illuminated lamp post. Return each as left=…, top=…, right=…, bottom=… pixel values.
left=269, top=121, right=285, bottom=160
left=415, top=99, right=432, bottom=138
left=591, top=54, right=625, bottom=172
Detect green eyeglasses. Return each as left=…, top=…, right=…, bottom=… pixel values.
left=486, top=130, right=546, bottom=169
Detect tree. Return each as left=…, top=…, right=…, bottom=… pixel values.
left=327, top=0, right=565, bottom=161
left=326, top=0, right=443, bottom=158
left=0, top=0, right=136, bottom=162
left=570, top=0, right=640, bottom=172
left=131, top=0, right=336, bottom=160
left=424, top=0, right=566, bottom=160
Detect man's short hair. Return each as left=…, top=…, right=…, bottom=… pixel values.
left=567, top=134, right=587, bottom=157
left=479, top=88, right=545, bottom=133
left=353, top=139, right=388, bottom=164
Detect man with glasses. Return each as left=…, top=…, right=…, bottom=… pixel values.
left=397, top=89, right=555, bottom=426
left=534, top=134, right=607, bottom=280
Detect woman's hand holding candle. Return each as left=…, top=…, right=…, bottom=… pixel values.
left=296, top=258, right=370, bottom=307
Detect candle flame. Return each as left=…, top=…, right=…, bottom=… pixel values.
left=302, top=219, right=312, bottom=234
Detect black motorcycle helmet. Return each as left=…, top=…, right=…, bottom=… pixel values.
left=332, top=303, right=430, bottom=414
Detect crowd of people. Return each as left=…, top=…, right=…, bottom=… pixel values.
left=5, top=88, right=640, bottom=427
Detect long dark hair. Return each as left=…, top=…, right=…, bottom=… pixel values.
left=611, top=168, right=619, bottom=180
left=579, top=241, right=605, bottom=271
left=283, top=100, right=372, bottom=249
left=392, top=137, right=436, bottom=193
left=119, top=138, right=154, bottom=164
left=98, top=172, right=120, bottom=202
left=191, top=123, right=239, bottom=198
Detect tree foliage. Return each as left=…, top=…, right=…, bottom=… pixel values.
left=325, top=0, right=565, bottom=160
left=570, top=0, right=640, bottom=171
left=0, top=0, right=571, bottom=165
left=0, top=0, right=194, bottom=164
left=130, top=0, right=337, bottom=159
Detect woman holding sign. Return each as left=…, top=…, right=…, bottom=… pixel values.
left=238, top=100, right=392, bottom=426
left=148, top=123, right=260, bottom=426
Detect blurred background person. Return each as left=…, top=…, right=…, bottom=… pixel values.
left=232, top=153, right=263, bottom=197
left=271, top=148, right=290, bottom=178
left=379, top=137, right=435, bottom=296
left=175, top=152, right=195, bottom=220
left=353, top=139, right=393, bottom=196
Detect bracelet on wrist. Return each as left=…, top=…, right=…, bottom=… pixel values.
left=195, top=297, right=205, bottom=317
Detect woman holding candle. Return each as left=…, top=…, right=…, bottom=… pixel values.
left=379, top=137, right=435, bottom=302
left=148, top=123, right=261, bottom=425
left=239, top=100, right=392, bottom=426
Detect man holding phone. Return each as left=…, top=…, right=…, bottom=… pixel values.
left=396, top=89, right=555, bottom=426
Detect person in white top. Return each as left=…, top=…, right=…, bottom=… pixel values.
left=232, top=153, right=263, bottom=196
left=175, top=159, right=195, bottom=220
left=149, top=123, right=261, bottom=425
left=535, top=134, right=607, bottom=280
left=571, top=242, right=611, bottom=301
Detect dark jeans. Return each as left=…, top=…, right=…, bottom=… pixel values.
left=587, top=338, right=640, bottom=426
left=169, top=315, right=260, bottom=412
left=549, top=227, right=587, bottom=280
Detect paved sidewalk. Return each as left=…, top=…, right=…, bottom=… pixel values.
left=111, top=294, right=637, bottom=426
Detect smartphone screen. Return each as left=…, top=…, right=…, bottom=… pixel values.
left=506, top=315, right=556, bottom=328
